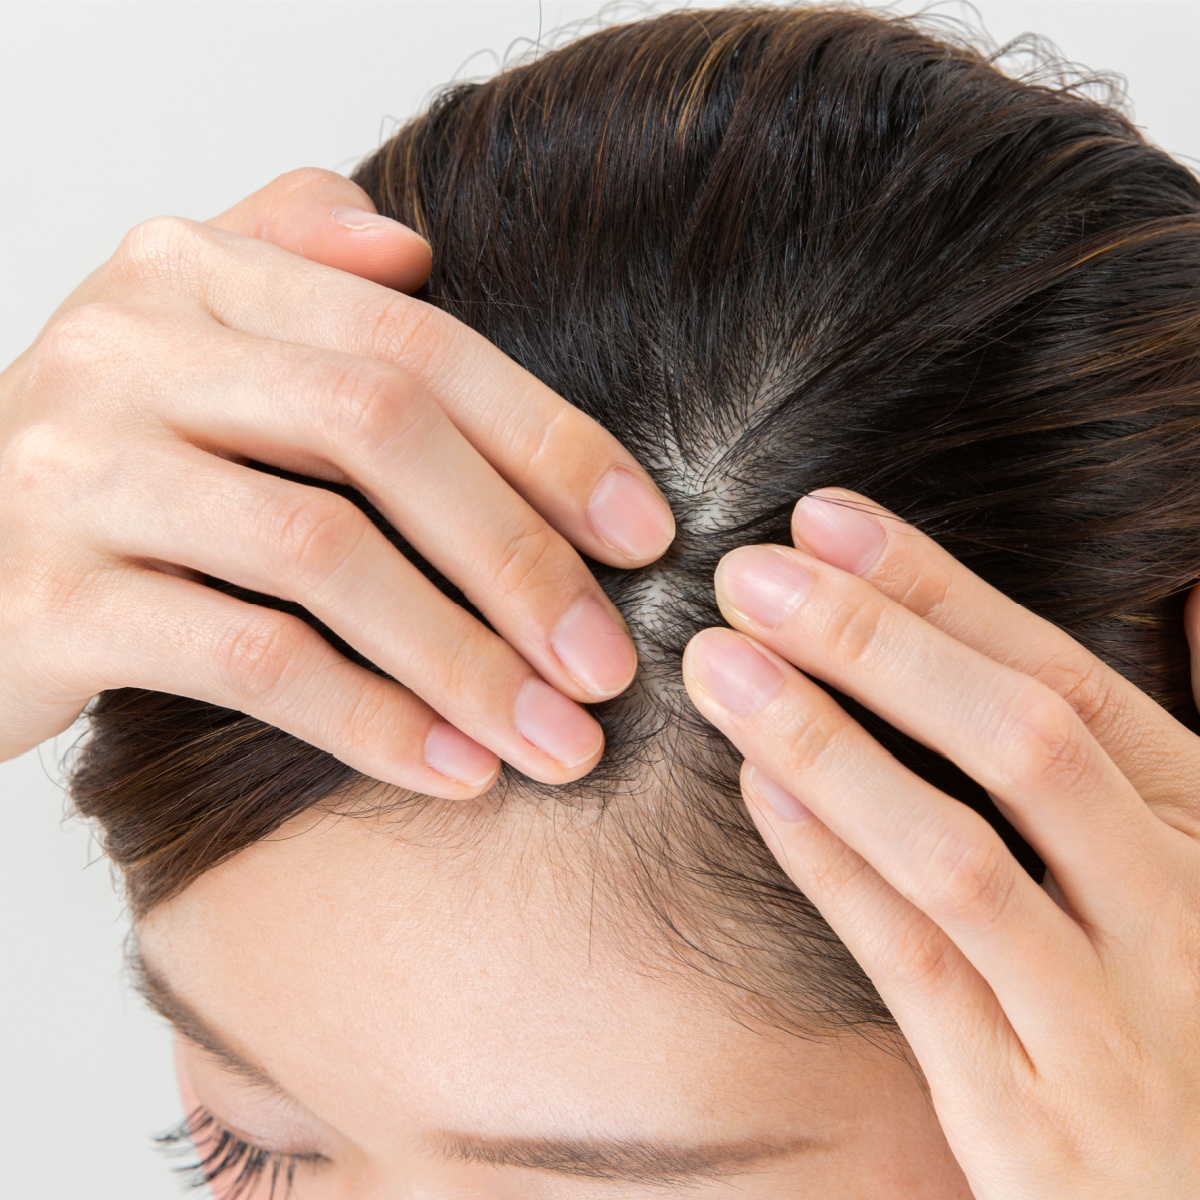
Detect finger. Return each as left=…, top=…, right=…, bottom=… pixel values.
left=207, top=167, right=433, bottom=292
left=738, top=761, right=1028, bottom=1108
left=681, top=626, right=1092, bottom=1044
left=79, top=566, right=499, bottom=798
left=713, top=545, right=1175, bottom=926
left=145, top=329, right=638, bottom=705
left=147, top=219, right=674, bottom=568
left=101, top=445, right=605, bottom=784
left=0, top=657, right=90, bottom=763
left=792, top=488, right=1200, bottom=822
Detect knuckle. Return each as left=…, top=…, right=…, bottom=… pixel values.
left=0, top=422, right=64, bottom=499
left=923, top=830, right=1017, bottom=930
left=1090, top=1008, right=1153, bottom=1085
left=805, top=837, right=873, bottom=901
left=518, top=405, right=572, bottom=475
left=216, top=614, right=309, bottom=701
left=895, top=558, right=954, bottom=621
left=0, top=417, right=113, bottom=527
left=5, top=551, right=106, bottom=644
left=1036, top=649, right=1118, bottom=729
left=272, top=166, right=343, bottom=196
left=439, top=629, right=497, bottom=700
left=110, top=214, right=209, bottom=284
left=817, top=588, right=889, bottom=668
left=328, top=360, right=435, bottom=463
left=780, top=708, right=848, bottom=776
left=892, top=916, right=959, bottom=992
left=336, top=681, right=392, bottom=754
left=34, top=302, right=135, bottom=378
left=365, top=294, right=447, bottom=375
left=266, top=491, right=367, bottom=593
left=490, top=523, right=560, bottom=601
left=995, top=687, right=1093, bottom=796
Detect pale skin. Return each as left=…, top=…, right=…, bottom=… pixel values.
left=136, top=492, right=1200, bottom=1197
left=686, top=490, right=1200, bottom=1197
left=142, top=802, right=972, bottom=1199
left=0, top=169, right=675, bottom=792
left=5, top=176, right=1200, bottom=1194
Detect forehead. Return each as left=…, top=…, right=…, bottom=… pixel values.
left=137, top=804, right=864, bottom=1142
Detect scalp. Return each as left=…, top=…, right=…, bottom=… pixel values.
left=71, top=5, right=1200, bottom=1040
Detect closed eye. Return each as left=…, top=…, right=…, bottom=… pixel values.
left=157, top=1105, right=328, bottom=1200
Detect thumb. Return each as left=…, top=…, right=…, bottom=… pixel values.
left=207, top=167, right=432, bottom=292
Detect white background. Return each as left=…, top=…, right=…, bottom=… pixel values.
left=1, top=3, right=1197, bottom=1196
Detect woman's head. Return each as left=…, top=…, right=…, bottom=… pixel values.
left=70, top=4, right=1200, bottom=1194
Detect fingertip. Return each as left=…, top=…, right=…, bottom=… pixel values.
left=791, top=489, right=887, bottom=575
left=510, top=737, right=605, bottom=786
left=739, top=763, right=793, bottom=866
left=550, top=594, right=639, bottom=702
left=586, top=467, right=676, bottom=566
left=324, top=207, right=432, bottom=292
left=742, top=762, right=813, bottom=824
left=532, top=752, right=604, bottom=787
left=681, top=627, right=722, bottom=687
left=208, top=168, right=433, bottom=291
left=329, top=206, right=424, bottom=241
left=423, top=719, right=501, bottom=793
left=513, top=678, right=606, bottom=779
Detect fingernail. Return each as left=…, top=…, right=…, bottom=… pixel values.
left=587, top=468, right=675, bottom=561
left=688, top=629, right=784, bottom=714
left=330, top=207, right=422, bottom=239
left=792, top=492, right=886, bottom=575
left=747, top=765, right=812, bottom=822
left=719, top=547, right=813, bottom=628
left=514, top=679, right=603, bottom=767
left=423, top=721, right=498, bottom=789
left=551, top=595, right=637, bottom=698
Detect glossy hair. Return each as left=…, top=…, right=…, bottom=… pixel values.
left=70, top=4, right=1200, bottom=1036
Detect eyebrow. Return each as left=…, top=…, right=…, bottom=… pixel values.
left=130, top=949, right=283, bottom=1093
left=435, top=1130, right=821, bottom=1185
left=131, top=950, right=823, bottom=1186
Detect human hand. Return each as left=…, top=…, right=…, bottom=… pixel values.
left=683, top=489, right=1200, bottom=1198
left=0, top=169, right=673, bottom=794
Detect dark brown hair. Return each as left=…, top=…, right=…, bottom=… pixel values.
left=70, top=4, right=1200, bottom=1036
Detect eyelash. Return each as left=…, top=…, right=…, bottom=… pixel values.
left=156, top=1106, right=325, bottom=1200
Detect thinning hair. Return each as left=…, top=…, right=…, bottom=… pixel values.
left=71, top=4, right=1200, bottom=1037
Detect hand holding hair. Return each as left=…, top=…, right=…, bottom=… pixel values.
left=684, top=489, right=1200, bottom=1198
left=35, top=8, right=1200, bottom=1192
left=0, top=168, right=673, bottom=793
